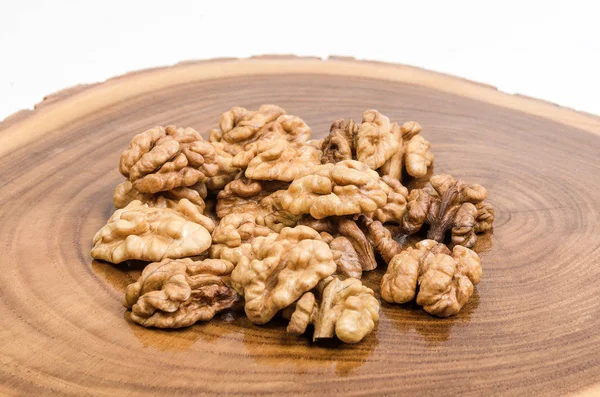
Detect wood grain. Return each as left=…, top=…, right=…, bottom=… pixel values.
left=0, top=56, right=599, bottom=397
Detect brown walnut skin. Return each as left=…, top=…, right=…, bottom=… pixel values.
left=299, top=215, right=376, bottom=273
left=216, top=174, right=267, bottom=218
left=202, top=141, right=243, bottom=191
left=215, top=173, right=298, bottom=233
left=402, top=174, right=493, bottom=248
left=210, top=105, right=286, bottom=153
left=475, top=201, right=495, bottom=233
left=329, top=236, right=363, bottom=279
left=286, top=292, right=317, bottom=336
left=337, top=219, right=377, bottom=271
left=209, top=213, right=275, bottom=265
left=124, top=258, right=239, bottom=328
left=321, top=119, right=357, bottom=164
left=358, top=215, right=402, bottom=264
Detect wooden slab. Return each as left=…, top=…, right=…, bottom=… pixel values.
left=1, top=56, right=599, bottom=396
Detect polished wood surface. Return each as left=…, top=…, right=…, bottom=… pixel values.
left=1, top=56, right=599, bottom=396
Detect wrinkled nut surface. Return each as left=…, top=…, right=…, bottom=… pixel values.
left=210, top=213, right=275, bottom=265
left=216, top=177, right=299, bottom=233
left=381, top=239, right=450, bottom=303
left=231, top=226, right=337, bottom=324
left=286, top=292, right=317, bottom=335
left=310, top=277, right=380, bottom=344
left=91, top=199, right=214, bottom=263
left=299, top=215, right=375, bottom=274
left=416, top=245, right=481, bottom=317
left=209, top=105, right=286, bottom=153
left=212, top=213, right=273, bottom=248
left=119, top=126, right=216, bottom=193
left=245, top=140, right=322, bottom=182
left=369, top=175, right=409, bottom=224
left=359, top=215, right=402, bottom=264
left=216, top=174, right=271, bottom=218
left=95, top=105, right=493, bottom=343
left=400, top=121, right=435, bottom=179
left=209, top=105, right=311, bottom=156
left=381, top=240, right=481, bottom=317
left=475, top=201, right=495, bottom=233
left=337, top=218, right=377, bottom=271
left=114, top=180, right=206, bottom=213
left=356, top=110, right=400, bottom=170
left=402, top=174, right=493, bottom=248
left=202, top=141, right=242, bottom=191
left=280, top=160, right=387, bottom=219
left=377, top=123, right=403, bottom=180
left=321, top=119, right=357, bottom=164
left=329, top=236, right=363, bottom=279
left=124, top=258, right=238, bottom=328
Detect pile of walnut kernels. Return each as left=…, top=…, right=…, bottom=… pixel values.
left=91, top=105, right=494, bottom=344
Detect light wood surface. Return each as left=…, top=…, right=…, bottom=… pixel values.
left=1, top=56, right=599, bottom=396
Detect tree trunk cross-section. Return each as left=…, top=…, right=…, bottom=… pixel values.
left=0, top=56, right=599, bottom=397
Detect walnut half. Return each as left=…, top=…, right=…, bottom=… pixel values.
left=402, top=174, right=493, bottom=247
left=119, top=126, right=212, bottom=194
left=381, top=240, right=481, bottom=317
left=285, top=277, right=380, bottom=344
left=124, top=258, right=239, bottom=328
left=280, top=160, right=387, bottom=219
left=91, top=199, right=214, bottom=264
left=230, top=226, right=337, bottom=324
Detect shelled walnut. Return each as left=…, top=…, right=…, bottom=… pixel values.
left=119, top=126, right=212, bottom=193
left=216, top=174, right=282, bottom=218
left=209, top=105, right=311, bottom=156
left=402, top=174, right=493, bottom=247
left=285, top=276, right=380, bottom=344
left=210, top=213, right=274, bottom=265
left=93, top=105, right=494, bottom=344
left=230, top=226, right=337, bottom=324
left=358, top=215, right=402, bottom=264
left=321, top=119, right=357, bottom=163
left=244, top=139, right=322, bottom=182
left=399, top=121, right=434, bottom=179
left=356, top=109, right=400, bottom=169
left=124, top=258, right=238, bottom=328
left=329, top=236, right=363, bottom=278
left=368, top=175, right=409, bottom=224
left=320, top=111, right=401, bottom=171
left=202, top=141, right=242, bottom=191
left=321, top=112, right=434, bottom=182
left=91, top=199, right=214, bottom=263
left=381, top=240, right=481, bottom=317
left=113, top=180, right=207, bottom=213
left=299, top=216, right=377, bottom=273
left=215, top=176, right=299, bottom=233
left=475, top=202, right=495, bottom=233
left=280, top=160, right=387, bottom=219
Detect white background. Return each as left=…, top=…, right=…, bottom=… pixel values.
left=1, top=0, right=599, bottom=120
